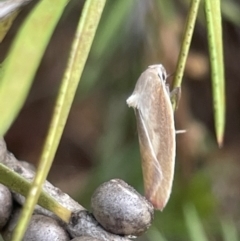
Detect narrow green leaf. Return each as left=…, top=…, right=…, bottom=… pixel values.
left=0, top=163, right=71, bottom=222
left=221, top=219, right=239, bottom=241
left=147, top=226, right=168, bottom=241
left=204, top=0, right=225, bottom=146
left=172, top=0, right=201, bottom=110
left=12, top=0, right=107, bottom=240
left=0, top=0, right=69, bottom=136
left=184, top=204, right=208, bottom=241
left=0, top=10, right=19, bottom=42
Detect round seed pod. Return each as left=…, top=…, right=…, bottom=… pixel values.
left=23, top=214, right=70, bottom=241
left=2, top=207, right=22, bottom=241
left=2, top=211, right=70, bottom=241
left=0, top=184, right=12, bottom=229
left=71, top=236, right=102, bottom=241
left=91, top=179, right=154, bottom=236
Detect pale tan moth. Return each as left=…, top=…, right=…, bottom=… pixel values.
left=127, top=64, right=176, bottom=210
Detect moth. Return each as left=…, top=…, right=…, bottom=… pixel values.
left=126, top=64, right=176, bottom=210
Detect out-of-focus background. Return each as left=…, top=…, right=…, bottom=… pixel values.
left=1, top=0, right=240, bottom=240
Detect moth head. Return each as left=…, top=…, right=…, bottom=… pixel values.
left=148, top=64, right=167, bottom=83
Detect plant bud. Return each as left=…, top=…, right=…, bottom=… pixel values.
left=91, top=179, right=154, bottom=236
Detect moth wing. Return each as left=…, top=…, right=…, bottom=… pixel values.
left=134, top=109, right=163, bottom=203
left=127, top=65, right=176, bottom=210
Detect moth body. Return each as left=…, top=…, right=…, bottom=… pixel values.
left=127, top=64, right=176, bottom=210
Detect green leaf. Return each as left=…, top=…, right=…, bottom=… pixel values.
left=0, top=163, right=71, bottom=222
left=0, top=0, right=69, bottom=136
left=184, top=204, right=208, bottom=241
left=0, top=10, right=19, bottom=42
left=172, top=0, right=201, bottom=109
left=221, top=219, right=239, bottom=241
left=204, top=0, right=225, bottom=146
left=147, top=226, right=168, bottom=241
left=12, top=0, right=107, bottom=240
